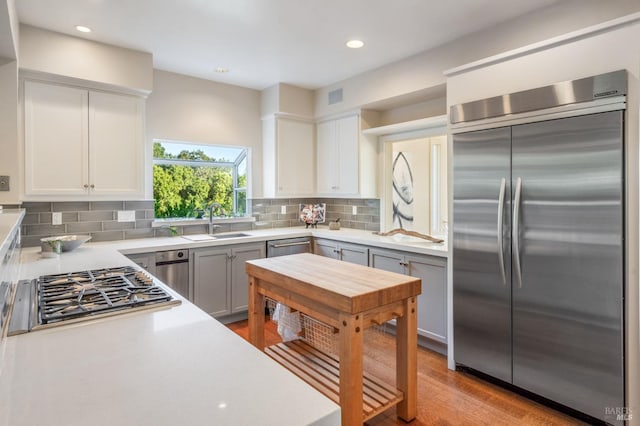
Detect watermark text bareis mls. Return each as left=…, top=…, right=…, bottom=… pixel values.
left=605, top=407, right=632, bottom=421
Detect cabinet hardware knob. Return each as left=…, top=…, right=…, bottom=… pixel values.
left=90, top=184, right=95, bottom=189
left=83, top=184, right=89, bottom=188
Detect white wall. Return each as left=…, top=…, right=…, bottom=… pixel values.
left=446, top=18, right=640, bottom=423
left=314, top=0, right=640, bottom=118
left=260, top=83, right=314, bottom=118
left=0, top=0, right=18, bottom=60
left=146, top=69, right=263, bottom=198
left=0, top=1, right=19, bottom=204
left=279, top=83, right=314, bottom=117
left=378, top=97, right=447, bottom=126
left=0, top=60, right=18, bottom=204
left=19, top=25, right=153, bottom=93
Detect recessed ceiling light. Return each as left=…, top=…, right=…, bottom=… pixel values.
left=215, top=67, right=229, bottom=73
left=346, top=40, right=364, bottom=49
left=75, top=25, right=92, bottom=33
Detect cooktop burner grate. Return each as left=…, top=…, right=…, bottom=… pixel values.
left=37, top=266, right=175, bottom=324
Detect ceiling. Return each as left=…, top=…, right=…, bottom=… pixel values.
left=16, top=0, right=560, bottom=90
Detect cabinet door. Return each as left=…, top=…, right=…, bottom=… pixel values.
left=89, top=91, right=144, bottom=196
left=24, top=81, right=89, bottom=195
left=338, top=241, right=368, bottom=266
left=406, top=254, right=447, bottom=343
left=193, top=248, right=230, bottom=317
left=230, top=243, right=265, bottom=313
left=335, top=115, right=359, bottom=194
left=313, top=238, right=339, bottom=259
left=316, top=120, right=336, bottom=194
left=368, top=248, right=405, bottom=274
left=276, top=119, right=315, bottom=196
left=316, top=115, right=360, bottom=195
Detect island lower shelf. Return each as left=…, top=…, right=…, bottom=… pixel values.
left=265, top=339, right=403, bottom=421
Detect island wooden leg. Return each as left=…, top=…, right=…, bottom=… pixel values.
left=396, top=296, right=417, bottom=421
left=339, top=312, right=364, bottom=426
left=248, top=276, right=265, bottom=350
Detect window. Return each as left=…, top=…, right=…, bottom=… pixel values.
left=153, top=140, right=248, bottom=218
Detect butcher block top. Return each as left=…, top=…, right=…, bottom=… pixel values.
left=245, top=253, right=421, bottom=314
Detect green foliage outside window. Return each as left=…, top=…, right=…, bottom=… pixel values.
left=153, top=142, right=247, bottom=218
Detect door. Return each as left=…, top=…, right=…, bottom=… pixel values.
left=511, top=111, right=624, bottom=421
left=369, top=248, right=405, bottom=274
left=89, top=91, right=144, bottom=196
left=276, top=119, right=315, bottom=196
left=313, top=238, right=339, bottom=259
left=316, top=120, right=336, bottom=194
left=193, top=248, right=230, bottom=316
left=453, top=127, right=512, bottom=383
left=407, top=254, right=447, bottom=343
left=338, top=242, right=368, bottom=266
left=335, top=115, right=359, bottom=194
left=230, top=244, right=265, bottom=313
left=24, top=81, right=88, bottom=195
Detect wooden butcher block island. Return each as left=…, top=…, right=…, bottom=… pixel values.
left=246, top=253, right=421, bottom=425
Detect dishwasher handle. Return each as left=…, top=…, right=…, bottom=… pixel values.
left=156, top=258, right=189, bottom=266
left=268, top=241, right=311, bottom=248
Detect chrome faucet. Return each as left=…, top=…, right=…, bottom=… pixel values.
left=208, top=202, right=226, bottom=234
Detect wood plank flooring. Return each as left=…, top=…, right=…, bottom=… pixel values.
left=226, top=319, right=585, bottom=425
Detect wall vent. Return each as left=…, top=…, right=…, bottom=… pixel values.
left=328, top=88, right=343, bottom=105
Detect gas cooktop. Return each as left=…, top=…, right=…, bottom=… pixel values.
left=7, top=266, right=181, bottom=335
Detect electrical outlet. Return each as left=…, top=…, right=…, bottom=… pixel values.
left=352, top=205, right=358, bottom=215
left=52, top=212, right=62, bottom=225
left=117, top=210, right=136, bottom=222
left=0, top=175, right=9, bottom=191
left=281, top=205, right=286, bottom=214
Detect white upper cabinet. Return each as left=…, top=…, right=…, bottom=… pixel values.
left=24, top=80, right=144, bottom=199
left=24, top=82, right=89, bottom=196
left=316, top=114, right=376, bottom=197
left=262, top=115, right=315, bottom=197
left=89, top=91, right=144, bottom=196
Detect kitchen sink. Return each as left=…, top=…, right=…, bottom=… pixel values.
left=182, top=233, right=251, bottom=242
left=211, top=232, right=251, bottom=239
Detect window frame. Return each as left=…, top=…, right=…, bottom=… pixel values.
left=152, top=140, right=249, bottom=217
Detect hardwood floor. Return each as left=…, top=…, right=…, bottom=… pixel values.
left=226, top=319, right=584, bottom=425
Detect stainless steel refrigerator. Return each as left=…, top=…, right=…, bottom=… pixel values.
left=452, top=71, right=625, bottom=425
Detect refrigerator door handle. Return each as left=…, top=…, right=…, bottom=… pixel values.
left=497, top=177, right=507, bottom=286
left=513, top=177, right=523, bottom=288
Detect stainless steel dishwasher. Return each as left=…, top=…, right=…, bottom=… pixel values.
left=266, top=237, right=311, bottom=257
left=155, top=249, right=190, bottom=299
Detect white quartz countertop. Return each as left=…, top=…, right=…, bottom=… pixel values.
left=0, top=222, right=447, bottom=425
left=1, top=226, right=341, bottom=425
left=113, top=226, right=448, bottom=259
left=0, top=299, right=340, bottom=426
left=0, top=210, right=24, bottom=262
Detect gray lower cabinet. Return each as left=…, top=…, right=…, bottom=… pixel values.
left=192, top=242, right=265, bottom=317
left=313, top=238, right=369, bottom=266
left=125, top=252, right=156, bottom=275
left=369, top=247, right=447, bottom=344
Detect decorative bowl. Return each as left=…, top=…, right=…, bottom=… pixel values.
left=41, top=235, right=92, bottom=253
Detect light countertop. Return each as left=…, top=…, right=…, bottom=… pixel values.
left=113, top=226, right=448, bottom=259
left=0, top=218, right=341, bottom=426
left=0, top=210, right=24, bottom=264
left=0, top=297, right=340, bottom=425
left=1, top=222, right=447, bottom=425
